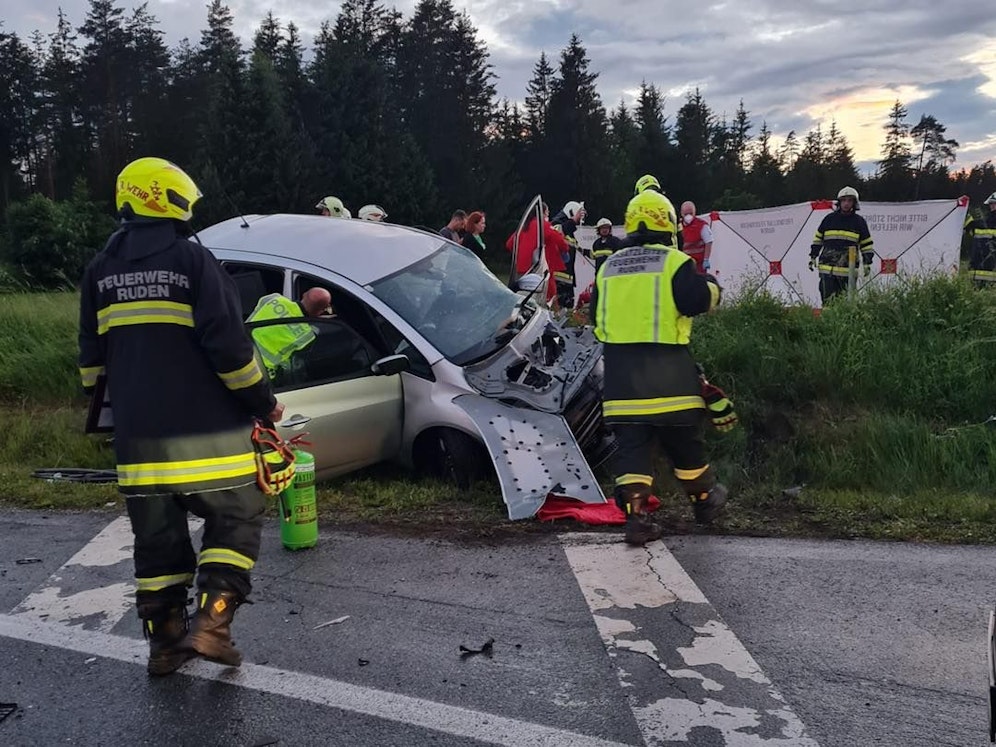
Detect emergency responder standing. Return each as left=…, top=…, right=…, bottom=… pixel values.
left=590, top=217, right=623, bottom=273
left=247, top=288, right=333, bottom=378
left=551, top=200, right=586, bottom=308
left=965, top=192, right=996, bottom=287
left=809, top=186, right=875, bottom=304
left=358, top=204, right=388, bottom=222
left=594, top=178, right=727, bottom=545
left=78, top=157, right=285, bottom=675
left=316, top=196, right=351, bottom=218
left=679, top=201, right=713, bottom=274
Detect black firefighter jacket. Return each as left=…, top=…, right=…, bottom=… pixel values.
left=78, top=219, right=276, bottom=496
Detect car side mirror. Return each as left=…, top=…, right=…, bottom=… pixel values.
left=371, top=354, right=410, bottom=376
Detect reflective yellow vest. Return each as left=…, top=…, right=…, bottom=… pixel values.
left=594, top=245, right=694, bottom=345
left=247, top=294, right=315, bottom=374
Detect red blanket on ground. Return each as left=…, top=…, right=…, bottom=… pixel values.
left=536, top=495, right=661, bottom=525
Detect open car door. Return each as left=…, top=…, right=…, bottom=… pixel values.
left=508, top=195, right=549, bottom=300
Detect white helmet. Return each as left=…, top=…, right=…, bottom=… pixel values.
left=595, top=218, right=612, bottom=229
left=358, top=204, right=388, bottom=221
left=316, top=196, right=350, bottom=218
left=563, top=200, right=586, bottom=223
left=984, top=192, right=996, bottom=205
left=836, top=186, right=860, bottom=209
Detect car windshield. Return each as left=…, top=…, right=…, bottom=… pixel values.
left=370, top=242, right=533, bottom=365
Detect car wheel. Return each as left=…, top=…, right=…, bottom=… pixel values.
left=418, top=428, right=491, bottom=490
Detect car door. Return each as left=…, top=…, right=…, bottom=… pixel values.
left=247, top=316, right=404, bottom=480
left=508, top=194, right=549, bottom=292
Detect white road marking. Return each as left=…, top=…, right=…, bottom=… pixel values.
left=0, top=613, right=633, bottom=747
left=561, top=533, right=818, bottom=746
left=12, top=516, right=203, bottom=633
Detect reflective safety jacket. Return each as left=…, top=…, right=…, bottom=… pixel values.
left=78, top=220, right=277, bottom=496
left=247, top=294, right=314, bottom=374
left=681, top=217, right=711, bottom=273
left=966, top=212, right=996, bottom=283
left=810, top=210, right=874, bottom=276
left=593, top=243, right=720, bottom=425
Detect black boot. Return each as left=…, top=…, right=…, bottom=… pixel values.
left=691, top=483, right=728, bottom=525
left=137, top=597, right=194, bottom=676
left=616, top=488, right=662, bottom=546
left=182, top=590, right=246, bottom=667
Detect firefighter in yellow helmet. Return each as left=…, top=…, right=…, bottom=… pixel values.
left=316, top=195, right=351, bottom=219
left=964, top=192, right=996, bottom=287
left=594, top=187, right=728, bottom=545
left=808, top=186, right=874, bottom=304
left=78, top=157, right=285, bottom=675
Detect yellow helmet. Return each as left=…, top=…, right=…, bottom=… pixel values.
left=634, top=174, right=661, bottom=195
left=625, top=189, right=677, bottom=238
left=116, top=157, right=202, bottom=221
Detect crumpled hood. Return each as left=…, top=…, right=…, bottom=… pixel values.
left=461, top=311, right=602, bottom=414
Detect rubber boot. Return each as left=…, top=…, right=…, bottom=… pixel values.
left=622, top=495, right=663, bottom=546
left=137, top=599, right=194, bottom=676
left=691, top=483, right=728, bottom=525
left=182, top=590, right=245, bottom=667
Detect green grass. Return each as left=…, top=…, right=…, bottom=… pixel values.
left=5, top=278, right=996, bottom=543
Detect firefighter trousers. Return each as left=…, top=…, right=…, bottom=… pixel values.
left=126, top=483, right=265, bottom=601
left=818, top=273, right=850, bottom=305
left=611, top=420, right=716, bottom=497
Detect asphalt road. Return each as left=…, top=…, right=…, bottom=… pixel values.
left=0, top=507, right=991, bottom=746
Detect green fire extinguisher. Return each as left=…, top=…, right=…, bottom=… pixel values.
left=278, top=441, right=318, bottom=551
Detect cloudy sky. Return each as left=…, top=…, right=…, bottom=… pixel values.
left=7, top=0, right=996, bottom=172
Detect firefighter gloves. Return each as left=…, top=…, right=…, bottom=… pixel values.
left=702, top=383, right=738, bottom=433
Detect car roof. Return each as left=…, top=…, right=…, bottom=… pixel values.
left=196, top=214, right=448, bottom=285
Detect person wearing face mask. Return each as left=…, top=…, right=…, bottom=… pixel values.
left=679, top=201, right=713, bottom=274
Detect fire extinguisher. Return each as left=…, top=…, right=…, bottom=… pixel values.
left=278, top=435, right=318, bottom=551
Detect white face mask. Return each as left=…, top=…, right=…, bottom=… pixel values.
left=682, top=214, right=694, bottom=225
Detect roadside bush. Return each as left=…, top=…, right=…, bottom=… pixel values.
left=1, top=181, right=116, bottom=289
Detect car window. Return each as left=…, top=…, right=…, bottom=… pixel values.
left=248, top=318, right=379, bottom=392
left=292, top=273, right=434, bottom=381
left=369, top=243, right=523, bottom=365
left=222, top=262, right=285, bottom=319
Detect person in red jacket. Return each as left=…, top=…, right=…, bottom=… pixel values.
left=680, top=201, right=713, bottom=274
left=505, top=202, right=570, bottom=306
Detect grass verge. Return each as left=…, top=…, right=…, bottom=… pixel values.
left=5, top=279, right=996, bottom=543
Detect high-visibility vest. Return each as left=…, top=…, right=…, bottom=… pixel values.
left=247, top=294, right=315, bottom=373
left=594, top=244, right=694, bottom=345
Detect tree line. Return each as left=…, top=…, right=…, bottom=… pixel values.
left=1, top=0, right=995, bottom=287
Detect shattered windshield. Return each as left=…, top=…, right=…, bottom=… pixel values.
left=370, top=242, right=531, bottom=365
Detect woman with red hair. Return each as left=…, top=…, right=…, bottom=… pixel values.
left=462, top=211, right=487, bottom=254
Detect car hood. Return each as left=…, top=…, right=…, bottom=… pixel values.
left=461, top=310, right=602, bottom=413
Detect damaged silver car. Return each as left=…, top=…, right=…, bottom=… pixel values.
left=198, top=198, right=612, bottom=519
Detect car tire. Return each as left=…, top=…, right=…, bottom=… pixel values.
left=420, top=429, right=491, bottom=490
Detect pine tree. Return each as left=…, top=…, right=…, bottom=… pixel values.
left=608, top=100, right=639, bottom=217
left=748, top=121, right=785, bottom=206
left=544, top=34, right=610, bottom=212
left=252, top=11, right=282, bottom=60
left=825, top=120, right=860, bottom=195
left=910, top=114, right=958, bottom=199
left=125, top=4, right=171, bottom=158
left=0, top=30, right=38, bottom=208
left=35, top=10, right=86, bottom=199
left=524, top=52, right=555, bottom=142
left=194, top=0, right=248, bottom=222
left=873, top=100, right=913, bottom=199
left=395, top=0, right=494, bottom=212
left=78, top=0, right=133, bottom=195
left=673, top=88, right=714, bottom=204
